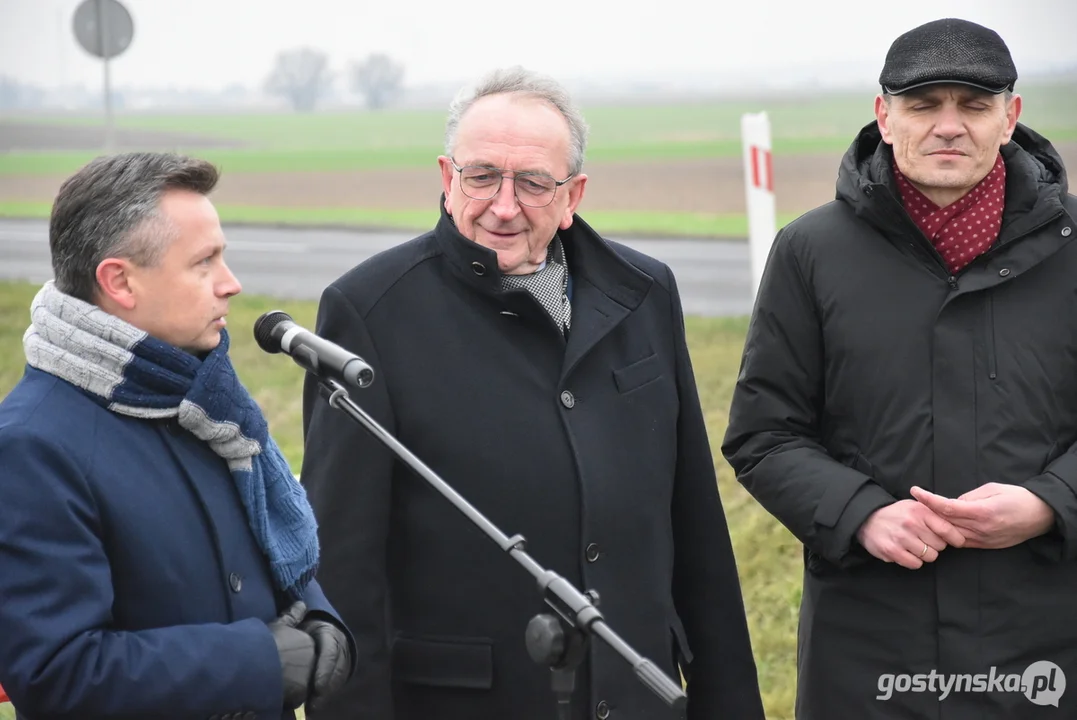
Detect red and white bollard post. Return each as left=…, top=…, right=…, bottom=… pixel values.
left=741, top=111, right=777, bottom=304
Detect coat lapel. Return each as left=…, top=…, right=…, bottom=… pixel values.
left=561, top=275, right=632, bottom=381
left=558, top=216, right=654, bottom=381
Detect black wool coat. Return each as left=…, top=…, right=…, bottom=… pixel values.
left=300, top=204, right=764, bottom=720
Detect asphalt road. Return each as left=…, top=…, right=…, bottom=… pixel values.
left=0, top=219, right=754, bottom=318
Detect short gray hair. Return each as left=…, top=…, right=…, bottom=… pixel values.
left=49, top=152, right=219, bottom=302
left=444, top=66, right=589, bottom=177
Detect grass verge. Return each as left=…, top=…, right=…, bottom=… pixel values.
left=0, top=202, right=798, bottom=239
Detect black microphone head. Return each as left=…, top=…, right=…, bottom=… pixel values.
left=254, top=310, right=294, bottom=354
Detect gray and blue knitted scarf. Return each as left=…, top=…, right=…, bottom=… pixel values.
left=22, top=281, right=319, bottom=600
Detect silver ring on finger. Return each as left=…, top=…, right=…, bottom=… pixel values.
left=920, top=542, right=929, bottom=558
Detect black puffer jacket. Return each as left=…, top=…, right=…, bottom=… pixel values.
left=723, top=122, right=1077, bottom=719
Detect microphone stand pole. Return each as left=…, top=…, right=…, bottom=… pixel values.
left=317, top=379, right=687, bottom=719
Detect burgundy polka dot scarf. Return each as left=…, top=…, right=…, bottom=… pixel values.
left=893, top=152, right=1007, bottom=274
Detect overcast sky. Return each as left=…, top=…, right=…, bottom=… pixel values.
left=1, top=0, right=1075, bottom=92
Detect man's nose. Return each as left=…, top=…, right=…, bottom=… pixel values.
left=489, top=176, right=521, bottom=219
left=933, top=103, right=967, bottom=140
left=218, top=262, right=242, bottom=297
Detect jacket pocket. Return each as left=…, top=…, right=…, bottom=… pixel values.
left=985, top=292, right=998, bottom=380
left=391, top=634, right=494, bottom=689
left=613, top=353, right=662, bottom=394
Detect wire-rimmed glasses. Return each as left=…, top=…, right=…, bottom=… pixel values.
left=449, top=157, right=574, bottom=208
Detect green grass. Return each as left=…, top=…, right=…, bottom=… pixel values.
left=3, top=81, right=1074, bottom=177
left=0, top=279, right=802, bottom=718
left=0, top=137, right=851, bottom=176
left=2, top=84, right=1072, bottom=238
left=0, top=201, right=796, bottom=238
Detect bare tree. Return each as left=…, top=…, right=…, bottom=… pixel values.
left=265, top=48, right=333, bottom=112
left=350, top=53, right=405, bottom=110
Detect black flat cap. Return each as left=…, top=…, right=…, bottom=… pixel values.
left=879, top=18, right=1017, bottom=95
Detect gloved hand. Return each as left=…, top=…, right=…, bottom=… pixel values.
left=299, top=615, right=353, bottom=710
left=268, top=600, right=316, bottom=709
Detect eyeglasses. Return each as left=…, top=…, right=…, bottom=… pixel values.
left=449, top=157, right=574, bottom=208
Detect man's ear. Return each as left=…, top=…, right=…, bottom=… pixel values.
left=875, top=94, right=895, bottom=146
left=438, top=156, right=455, bottom=215
left=95, top=258, right=137, bottom=310
left=1001, top=93, right=1022, bottom=145
left=559, top=174, right=587, bottom=230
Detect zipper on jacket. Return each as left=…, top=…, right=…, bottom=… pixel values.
left=878, top=193, right=955, bottom=283
left=985, top=292, right=998, bottom=380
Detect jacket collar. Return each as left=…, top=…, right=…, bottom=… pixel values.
left=834, top=122, right=1073, bottom=290
left=432, top=195, right=653, bottom=312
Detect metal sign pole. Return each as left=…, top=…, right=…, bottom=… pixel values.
left=95, top=0, right=115, bottom=153
left=73, top=0, right=133, bottom=155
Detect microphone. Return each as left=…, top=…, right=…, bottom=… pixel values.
left=254, top=310, right=375, bottom=389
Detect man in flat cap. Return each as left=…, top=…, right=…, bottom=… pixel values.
left=723, top=17, right=1077, bottom=719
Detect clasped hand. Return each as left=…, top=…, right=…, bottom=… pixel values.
left=856, top=483, right=1055, bottom=569
left=268, top=600, right=353, bottom=710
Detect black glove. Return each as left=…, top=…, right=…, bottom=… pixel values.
left=299, top=615, right=353, bottom=710
left=268, top=600, right=316, bottom=709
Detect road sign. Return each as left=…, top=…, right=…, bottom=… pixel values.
left=73, top=0, right=133, bottom=59
left=72, top=0, right=134, bottom=153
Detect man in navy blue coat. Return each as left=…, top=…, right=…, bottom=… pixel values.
left=0, top=152, right=355, bottom=719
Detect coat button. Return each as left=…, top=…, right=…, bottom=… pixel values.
left=999, top=268, right=1010, bottom=276
left=586, top=543, right=600, bottom=562
left=1063, top=227, right=1073, bottom=237
left=595, top=700, right=610, bottom=719
left=560, top=390, right=575, bottom=408
left=471, top=261, right=486, bottom=275
left=229, top=573, right=242, bottom=593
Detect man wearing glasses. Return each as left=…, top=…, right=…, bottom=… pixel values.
left=299, top=66, right=764, bottom=720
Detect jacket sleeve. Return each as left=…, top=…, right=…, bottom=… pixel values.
left=299, top=284, right=395, bottom=720
left=1020, top=197, right=1077, bottom=559
left=665, top=266, right=765, bottom=720
left=1021, top=450, right=1077, bottom=561
left=720, top=227, right=897, bottom=566
left=300, top=578, right=360, bottom=678
left=0, top=427, right=284, bottom=720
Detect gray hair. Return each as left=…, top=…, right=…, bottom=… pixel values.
left=444, top=66, right=589, bottom=177
left=49, top=152, right=219, bottom=302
